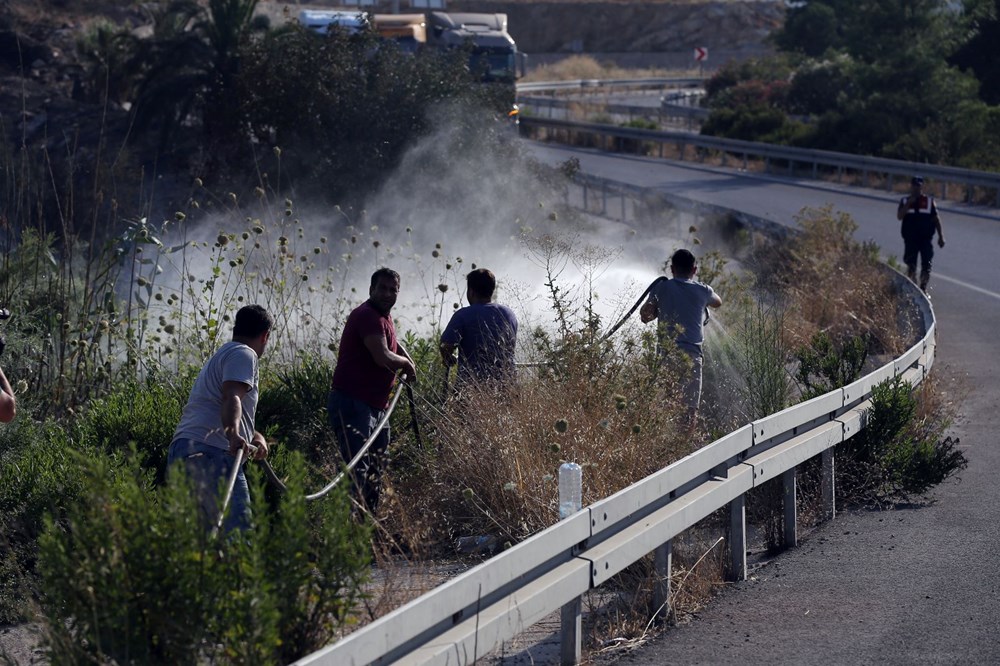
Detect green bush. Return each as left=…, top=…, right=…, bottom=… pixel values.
left=840, top=377, right=966, bottom=504
left=0, top=419, right=93, bottom=624
left=38, top=452, right=370, bottom=664
left=257, top=353, right=335, bottom=461
left=794, top=331, right=869, bottom=400
left=75, top=377, right=190, bottom=481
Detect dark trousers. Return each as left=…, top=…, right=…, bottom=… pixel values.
left=327, top=390, right=389, bottom=514
left=903, top=237, right=934, bottom=283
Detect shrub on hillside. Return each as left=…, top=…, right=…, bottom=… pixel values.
left=838, top=377, right=965, bottom=505
left=794, top=330, right=869, bottom=400
left=0, top=418, right=93, bottom=624
left=257, top=353, right=335, bottom=461
left=38, top=453, right=370, bottom=664
left=75, top=376, right=190, bottom=481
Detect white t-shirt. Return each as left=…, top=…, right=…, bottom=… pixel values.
left=172, top=341, right=259, bottom=451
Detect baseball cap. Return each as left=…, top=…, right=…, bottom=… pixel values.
left=911, top=176, right=924, bottom=185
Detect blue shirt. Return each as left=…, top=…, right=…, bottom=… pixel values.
left=650, top=277, right=717, bottom=357
left=441, top=303, right=518, bottom=384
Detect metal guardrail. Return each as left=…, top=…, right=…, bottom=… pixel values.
left=520, top=116, right=1000, bottom=207
left=518, top=95, right=709, bottom=132
left=294, top=185, right=938, bottom=666
left=517, top=78, right=704, bottom=95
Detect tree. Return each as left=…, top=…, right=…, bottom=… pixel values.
left=951, top=0, right=1000, bottom=104
left=773, top=1, right=840, bottom=57
left=124, top=0, right=264, bottom=149
left=711, top=0, right=998, bottom=168
left=228, top=24, right=494, bottom=200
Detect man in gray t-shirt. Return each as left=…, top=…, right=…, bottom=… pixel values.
left=168, top=305, right=273, bottom=532
left=640, top=249, right=722, bottom=423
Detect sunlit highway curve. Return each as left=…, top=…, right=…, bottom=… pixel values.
left=528, top=143, right=999, bottom=300
left=526, top=142, right=1000, bottom=663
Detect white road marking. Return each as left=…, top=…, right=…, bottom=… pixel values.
left=935, top=273, right=1000, bottom=301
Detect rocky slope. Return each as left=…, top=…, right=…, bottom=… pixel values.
left=452, top=1, right=783, bottom=59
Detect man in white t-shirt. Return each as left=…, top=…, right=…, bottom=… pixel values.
left=168, top=305, right=272, bottom=532
left=640, top=249, right=722, bottom=423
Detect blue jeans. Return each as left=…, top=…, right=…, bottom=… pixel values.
left=167, top=438, right=251, bottom=533
left=327, top=390, right=389, bottom=513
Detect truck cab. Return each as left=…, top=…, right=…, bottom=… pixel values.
left=299, top=10, right=368, bottom=36
left=425, top=12, right=525, bottom=84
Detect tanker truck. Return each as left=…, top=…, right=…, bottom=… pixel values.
left=372, top=13, right=427, bottom=54
left=425, top=11, right=526, bottom=109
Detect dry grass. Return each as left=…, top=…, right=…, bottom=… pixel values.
left=523, top=54, right=699, bottom=83
left=384, top=342, right=698, bottom=549
left=761, top=205, right=908, bottom=357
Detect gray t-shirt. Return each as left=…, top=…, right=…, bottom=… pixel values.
left=172, top=341, right=259, bottom=451
left=650, top=277, right=717, bottom=356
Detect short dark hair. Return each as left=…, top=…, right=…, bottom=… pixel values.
left=670, top=249, right=696, bottom=275
left=466, top=268, right=496, bottom=299
left=911, top=176, right=924, bottom=186
left=233, top=304, right=273, bottom=338
left=370, top=267, right=400, bottom=289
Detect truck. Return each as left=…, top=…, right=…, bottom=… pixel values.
left=425, top=12, right=524, bottom=84
left=372, top=13, right=427, bottom=54
left=298, top=9, right=368, bottom=36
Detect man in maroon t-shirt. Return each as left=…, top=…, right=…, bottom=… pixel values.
left=328, top=267, right=416, bottom=513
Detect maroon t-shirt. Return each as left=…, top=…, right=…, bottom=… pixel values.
left=330, top=301, right=398, bottom=410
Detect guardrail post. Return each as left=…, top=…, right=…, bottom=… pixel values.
left=561, top=595, right=582, bottom=664
left=782, top=469, right=797, bottom=548
left=653, top=540, right=672, bottom=623
left=821, top=448, right=836, bottom=520
left=559, top=465, right=583, bottom=665
left=727, top=495, right=746, bottom=581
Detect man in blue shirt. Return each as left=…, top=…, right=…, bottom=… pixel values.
left=640, top=249, right=722, bottom=423
left=440, top=268, right=518, bottom=388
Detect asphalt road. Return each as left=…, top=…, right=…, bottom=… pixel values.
left=528, top=144, right=1000, bottom=664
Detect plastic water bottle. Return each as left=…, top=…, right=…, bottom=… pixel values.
left=558, top=462, right=582, bottom=519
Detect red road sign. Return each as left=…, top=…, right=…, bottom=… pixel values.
left=694, top=47, right=708, bottom=61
